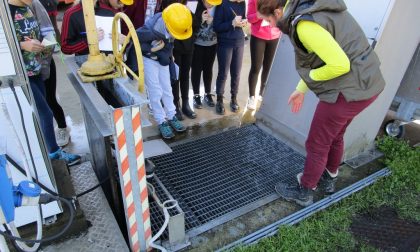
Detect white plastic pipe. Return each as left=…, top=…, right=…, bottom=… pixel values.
left=0, top=91, right=42, bottom=251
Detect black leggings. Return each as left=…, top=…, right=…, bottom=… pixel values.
left=45, top=58, right=67, bottom=129
left=191, top=44, right=217, bottom=95
left=172, top=50, right=193, bottom=104
left=248, top=35, right=279, bottom=97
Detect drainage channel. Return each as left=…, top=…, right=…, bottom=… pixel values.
left=149, top=124, right=306, bottom=240
left=218, top=168, right=392, bottom=251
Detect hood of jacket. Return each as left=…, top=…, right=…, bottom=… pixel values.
left=277, top=0, right=347, bottom=34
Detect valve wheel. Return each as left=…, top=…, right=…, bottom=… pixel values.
left=112, top=13, right=145, bottom=93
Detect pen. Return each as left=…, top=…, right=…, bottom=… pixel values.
left=230, top=7, right=237, bottom=16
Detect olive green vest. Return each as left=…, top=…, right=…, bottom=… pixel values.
left=286, top=0, right=385, bottom=103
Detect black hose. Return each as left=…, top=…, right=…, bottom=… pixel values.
left=8, top=79, right=39, bottom=182
left=0, top=196, right=74, bottom=244
left=6, top=154, right=110, bottom=200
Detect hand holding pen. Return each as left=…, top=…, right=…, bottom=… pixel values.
left=80, top=28, right=105, bottom=41
left=230, top=8, right=247, bottom=28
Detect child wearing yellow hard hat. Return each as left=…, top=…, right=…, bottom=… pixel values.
left=136, top=3, right=192, bottom=139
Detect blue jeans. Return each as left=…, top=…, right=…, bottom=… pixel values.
left=216, top=45, right=244, bottom=97
left=29, top=76, right=59, bottom=154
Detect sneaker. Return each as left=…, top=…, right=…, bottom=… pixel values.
left=319, top=170, right=338, bottom=194
left=275, top=182, right=314, bottom=207
left=168, top=116, right=186, bottom=132
left=159, top=121, right=175, bottom=139
left=193, top=95, right=203, bottom=109
left=49, top=149, right=81, bottom=166
left=247, top=96, right=257, bottom=110
left=204, top=94, right=215, bottom=107
left=56, top=128, right=70, bottom=147
left=216, top=100, right=225, bottom=115
left=258, top=95, right=263, bottom=102
left=230, top=97, right=240, bottom=113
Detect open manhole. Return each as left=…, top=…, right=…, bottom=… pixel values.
left=150, top=124, right=305, bottom=237
left=350, top=207, right=420, bottom=251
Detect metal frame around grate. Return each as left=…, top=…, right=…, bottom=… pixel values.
left=150, top=125, right=305, bottom=236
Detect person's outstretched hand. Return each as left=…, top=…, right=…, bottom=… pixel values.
left=288, top=90, right=305, bottom=113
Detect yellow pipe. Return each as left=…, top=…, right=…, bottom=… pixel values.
left=80, top=0, right=114, bottom=76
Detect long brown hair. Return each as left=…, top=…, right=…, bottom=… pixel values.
left=257, top=0, right=286, bottom=16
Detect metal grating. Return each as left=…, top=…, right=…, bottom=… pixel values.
left=350, top=207, right=420, bottom=251
left=150, top=125, right=305, bottom=236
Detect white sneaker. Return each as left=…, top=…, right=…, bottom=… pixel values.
left=247, top=96, right=257, bottom=110
left=56, top=128, right=70, bottom=147
left=258, top=95, right=263, bottom=102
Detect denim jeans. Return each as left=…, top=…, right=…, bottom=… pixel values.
left=29, top=75, right=59, bottom=154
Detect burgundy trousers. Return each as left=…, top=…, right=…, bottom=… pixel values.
left=300, top=93, right=379, bottom=189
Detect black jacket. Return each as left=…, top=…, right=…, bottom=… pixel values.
left=61, top=2, right=116, bottom=55
left=173, top=8, right=200, bottom=54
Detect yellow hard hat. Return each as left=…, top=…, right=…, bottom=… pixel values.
left=205, top=0, right=222, bottom=6
left=162, top=3, right=193, bottom=40
left=120, top=0, right=133, bottom=5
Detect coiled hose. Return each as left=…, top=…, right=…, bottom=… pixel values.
left=147, top=183, right=178, bottom=252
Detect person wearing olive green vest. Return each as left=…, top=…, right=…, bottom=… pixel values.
left=257, top=0, right=385, bottom=206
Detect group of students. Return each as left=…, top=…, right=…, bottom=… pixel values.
left=59, top=0, right=280, bottom=139
left=9, top=0, right=385, bottom=207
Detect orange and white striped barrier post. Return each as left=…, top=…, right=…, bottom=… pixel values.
left=113, top=106, right=151, bottom=252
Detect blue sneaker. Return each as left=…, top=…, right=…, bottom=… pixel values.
left=159, top=121, right=175, bottom=139
left=49, top=149, right=81, bottom=166
left=168, top=116, right=186, bottom=133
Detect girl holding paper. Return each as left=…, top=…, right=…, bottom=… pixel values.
left=61, top=0, right=131, bottom=57
left=8, top=0, right=81, bottom=165
left=246, top=0, right=280, bottom=110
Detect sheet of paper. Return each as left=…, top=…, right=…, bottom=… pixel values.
left=261, top=19, right=270, bottom=27
left=95, top=15, right=119, bottom=51
left=187, top=1, right=198, bottom=13
left=41, top=32, right=57, bottom=48
left=0, top=21, right=16, bottom=77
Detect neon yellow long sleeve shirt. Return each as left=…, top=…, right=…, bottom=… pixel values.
left=295, top=20, right=351, bottom=93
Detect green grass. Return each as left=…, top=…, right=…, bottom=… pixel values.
left=236, top=137, right=420, bottom=252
